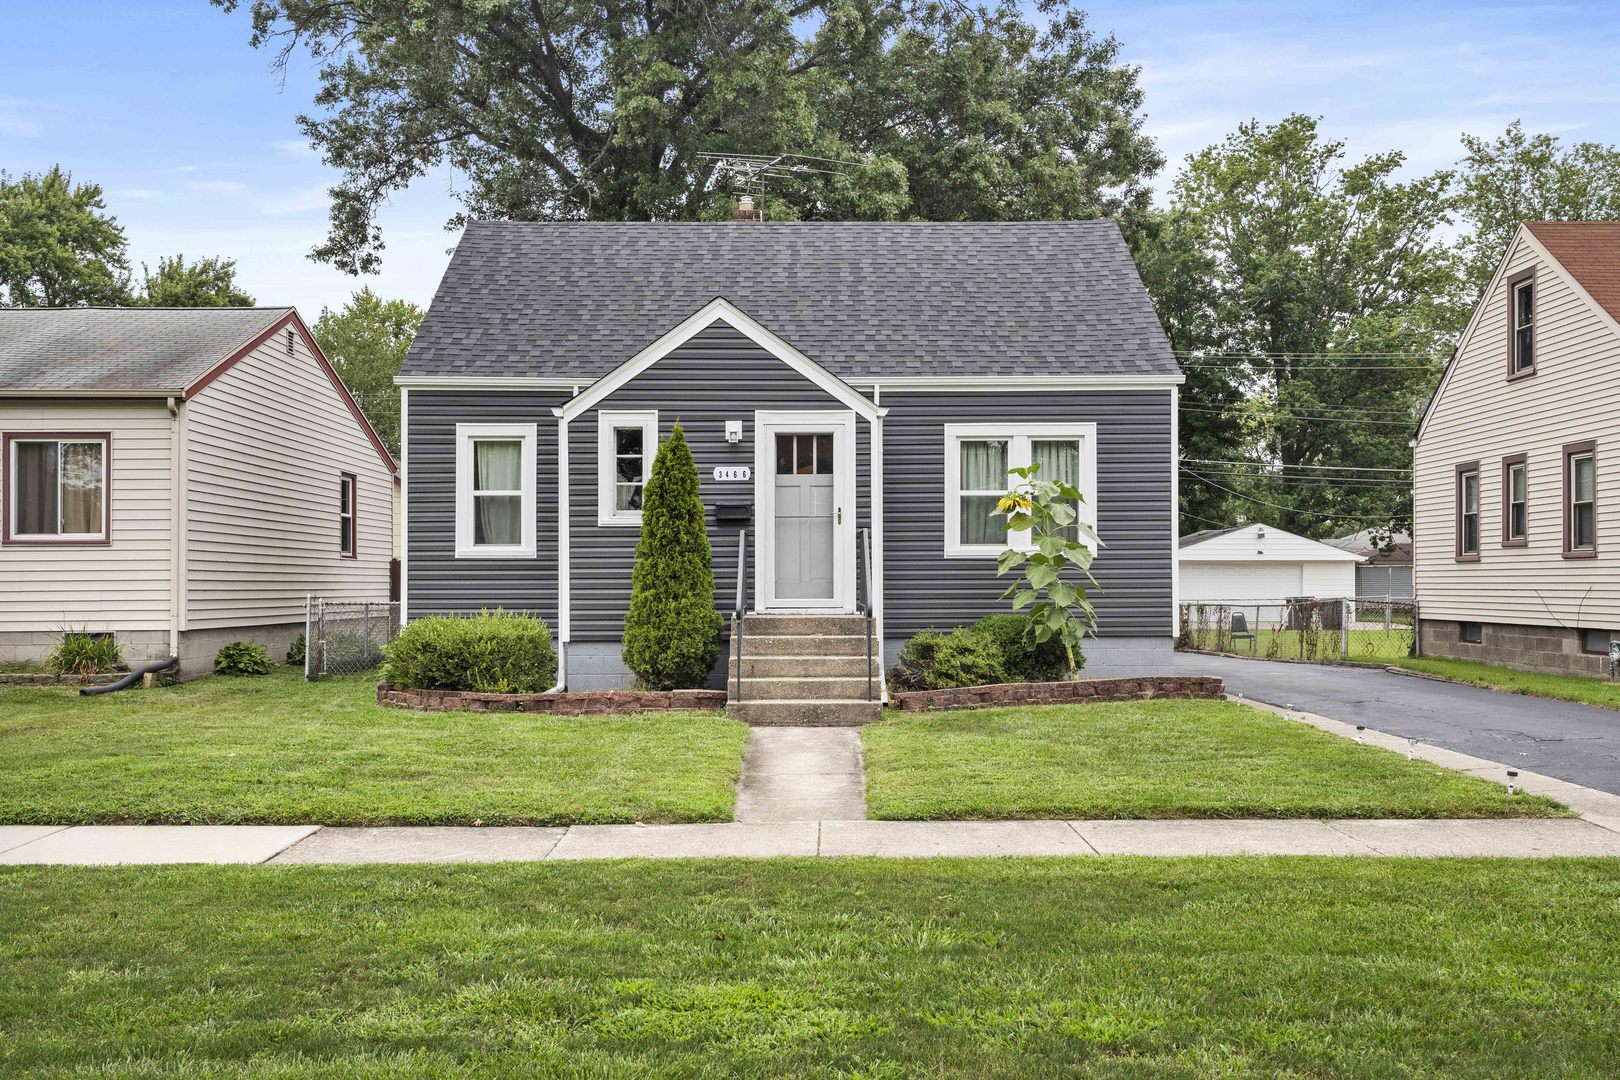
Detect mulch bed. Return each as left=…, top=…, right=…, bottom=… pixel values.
left=890, top=675, right=1225, bottom=712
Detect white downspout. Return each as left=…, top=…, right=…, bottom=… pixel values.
left=167, top=396, right=184, bottom=659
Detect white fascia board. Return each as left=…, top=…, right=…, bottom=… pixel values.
left=558, top=297, right=880, bottom=421
left=851, top=374, right=1185, bottom=391
left=395, top=376, right=579, bottom=390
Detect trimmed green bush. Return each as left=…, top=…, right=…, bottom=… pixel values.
left=215, top=641, right=275, bottom=677
left=889, top=628, right=1007, bottom=692
left=45, top=630, right=123, bottom=676
left=622, top=421, right=722, bottom=690
left=327, top=630, right=386, bottom=671
left=384, top=610, right=556, bottom=693
left=286, top=633, right=306, bottom=667
left=970, top=613, right=1079, bottom=681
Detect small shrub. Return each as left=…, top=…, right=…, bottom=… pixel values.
left=970, top=613, right=1077, bottom=682
left=384, top=610, right=556, bottom=693
left=889, top=628, right=1007, bottom=692
left=286, top=633, right=306, bottom=666
left=45, top=630, right=123, bottom=675
left=215, top=641, right=275, bottom=677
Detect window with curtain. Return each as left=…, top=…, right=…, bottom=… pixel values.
left=8, top=436, right=106, bottom=540
left=1458, top=468, right=1480, bottom=556
left=455, top=423, right=536, bottom=558
left=597, top=411, right=657, bottom=525
left=944, top=425, right=1095, bottom=556
left=473, top=439, right=523, bottom=546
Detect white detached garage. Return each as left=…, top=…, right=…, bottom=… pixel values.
left=1179, top=524, right=1363, bottom=604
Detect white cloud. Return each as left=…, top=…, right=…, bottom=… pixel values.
left=183, top=178, right=250, bottom=195
left=111, top=187, right=163, bottom=201
left=259, top=184, right=332, bottom=216
left=272, top=138, right=318, bottom=158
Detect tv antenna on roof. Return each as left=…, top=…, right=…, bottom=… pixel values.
left=696, top=152, right=862, bottom=217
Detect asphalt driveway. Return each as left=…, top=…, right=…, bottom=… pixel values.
left=1174, top=652, right=1620, bottom=796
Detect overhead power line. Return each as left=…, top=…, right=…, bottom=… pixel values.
left=1181, top=458, right=1412, bottom=475
left=1183, top=471, right=1411, bottom=488
left=1178, top=404, right=1416, bottom=427
left=1181, top=472, right=1410, bottom=524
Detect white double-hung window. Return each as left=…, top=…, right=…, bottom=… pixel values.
left=943, top=423, right=1098, bottom=557
left=455, top=423, right=536, bottom=558
left=597, top=410, right=658, bottom=526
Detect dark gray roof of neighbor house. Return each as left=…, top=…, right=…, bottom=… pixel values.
left=1326, top=529, right=1413, bottom=565
left=1178, top=526, right=1243, bottom=549
left=0, top=307, right=293, bottom=393
left=402, top=220, right=1180, bottom=381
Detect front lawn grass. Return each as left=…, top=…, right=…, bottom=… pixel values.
left=1392, top=656, right=1620, bottom=712
left=3, top=859, right=1618, bottom=1077
left=0, top=668, right=746, bottom=825
left=863, top=700, right=1567, bottom=820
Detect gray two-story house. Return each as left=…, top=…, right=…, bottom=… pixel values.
left=398, top=219, right=1182, bottom=703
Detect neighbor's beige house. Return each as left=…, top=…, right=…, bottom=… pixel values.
left=1413, top=221, right=1620, bottom=676
left=0, top=307, right=396, bottom=675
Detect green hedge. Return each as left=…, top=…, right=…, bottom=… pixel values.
left=384, top=611, right=556, bottom=693
left=889, top=615, right=1083, bottom=692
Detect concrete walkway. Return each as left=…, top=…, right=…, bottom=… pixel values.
left=733, top=726, right=866, bottom=823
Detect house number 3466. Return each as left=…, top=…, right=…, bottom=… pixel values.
left=713, top=466, right=751, bottom=482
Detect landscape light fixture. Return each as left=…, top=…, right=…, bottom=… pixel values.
left=1355, top=725, right=1365, bottom=744
left=1408, top=738, right=1417, bottom=760
left=1506, top=770, right=1519, bottom=796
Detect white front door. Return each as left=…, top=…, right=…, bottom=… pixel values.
left=756, top=411, right=855, bottom=611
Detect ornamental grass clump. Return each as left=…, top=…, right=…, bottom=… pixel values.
left=44, top=630, right=123, bottom=675
left=384, top=611, right=556, bottom=693
left=622, top=421, right=722, bottom=690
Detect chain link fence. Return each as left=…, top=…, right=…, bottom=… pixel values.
left=1178, top=598, right=1417, bottom=663
left=304, top=597, right=399, bottom=678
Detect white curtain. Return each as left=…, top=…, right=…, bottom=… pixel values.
left=1033, top=439, right=1080, bottom=541
left=59, top=442, right=102, bottom=535
left=473, top=440, right=522, bottom=546
left=960, top=440, right=1008, bottom=546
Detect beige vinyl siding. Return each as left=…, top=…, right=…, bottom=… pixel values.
left=184, top=326, right=393, bottom=629
left=1414, top=233, right=1620, bottom=627
left=0, top=399, right=173, bottom=633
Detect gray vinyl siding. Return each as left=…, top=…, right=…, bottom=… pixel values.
left=569, top=324, right=871, bottom=640
left=405, top=390, right=568, bottom=623
left=881, top=389, right=1174, bottom=638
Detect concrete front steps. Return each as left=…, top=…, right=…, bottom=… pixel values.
left=726, top=613, right=883, bottom=726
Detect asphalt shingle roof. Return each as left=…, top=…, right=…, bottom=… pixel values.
left=402, top=220, right=1179, bottom=381
left=0, top=307, right=292, bottom=393
left=1526, top=221, right=1620, bottom=324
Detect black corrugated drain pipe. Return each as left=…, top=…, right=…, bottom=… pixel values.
left=81, top=657, right=179, bottom=696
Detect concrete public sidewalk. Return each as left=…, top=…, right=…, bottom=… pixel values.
left=2, top=817, right=1619, bottom=864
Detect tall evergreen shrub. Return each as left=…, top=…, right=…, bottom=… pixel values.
left=622, top=421, right=722, bottom=688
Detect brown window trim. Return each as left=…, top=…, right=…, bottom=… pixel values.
left=1455, top=460, right=1481, bottom=562
left=1563, top=440, right=1597, bottom=558
left=340, top=472, right=358, bottom=559
left=2, top=431, right=113, bottom=546
left=1506, top=267, right=1537, bottom=381
left=1501, top=452, right=1528, bottom=547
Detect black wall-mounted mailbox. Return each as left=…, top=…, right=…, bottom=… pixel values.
left=713, top=502, right=753, bottom=526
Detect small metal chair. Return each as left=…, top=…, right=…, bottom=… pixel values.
left=1231, top=611, right=1258, bottom=654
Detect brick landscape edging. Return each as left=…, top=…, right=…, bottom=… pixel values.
left=378, top=682, right=728, bottom=715
left=891, top=675, right=1225, bottom=712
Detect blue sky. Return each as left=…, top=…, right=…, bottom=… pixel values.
left=4, top=1, right=1619, bottom=317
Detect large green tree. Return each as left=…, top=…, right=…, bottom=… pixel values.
left=137, top=254, right=257, bottom=307
left=215, top=0, right=1162, bottom=272
left=0, top=166, right=132, bottom=307
left=313, top=288, right=423, bottom=454
left=1455, top=121, right=1620, bottom=298
left=1151, top=115, right=1461, bottom=538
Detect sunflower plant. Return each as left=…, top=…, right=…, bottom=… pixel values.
left=993, top=463, right=1100, bottom=679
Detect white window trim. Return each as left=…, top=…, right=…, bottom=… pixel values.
left=455, top=422, right=537, bottom=559
left=943, top=423, right=1098, bottom=558
left=7, top=434, right=110, bottom=542
left=597, top=410, right=658, bottom=526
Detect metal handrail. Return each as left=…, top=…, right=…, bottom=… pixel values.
left=859, top=527, right=875, bottom=701
left=733, top=530, right=748, bottom=703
